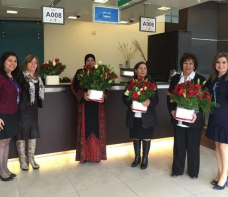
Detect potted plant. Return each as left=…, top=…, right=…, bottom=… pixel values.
left=77, top=61, right=118, bottom=101
left=60, top=76, right=71, bottom=83
left=124, top=77, right=157, bottom=113
left=166, top=80, right=219, bottom=122
left=40, top=58, right=66, bottom=85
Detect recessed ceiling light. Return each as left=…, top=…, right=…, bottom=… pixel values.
left=119, top=21, right=128, bottom=24
left=93, top=0, right=108, bottom=3
left=68, top=16, right=77, bottom=19
left=6, top=10, right=18, bottom=14
left=157, top=7, right=171, bottom=10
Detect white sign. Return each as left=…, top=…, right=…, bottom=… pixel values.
left=42, top=7, right=65, bottom=25
left=139, top=17, right=156, bottom=32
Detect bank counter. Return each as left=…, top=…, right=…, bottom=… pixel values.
left=9, top=83, right=172, bottom=158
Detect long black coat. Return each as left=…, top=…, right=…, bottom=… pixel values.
left=122, top=78, right=159, bottom=129
left=167, top=73, right=206, bottom=128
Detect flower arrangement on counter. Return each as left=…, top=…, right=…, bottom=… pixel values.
left=124, top=77, right=157, bottom=103
left=40, top=58, right=66, bottom=75
left=77, top=61, right=118, bottom=91
left=166, top=80, right=219, bottom=113
left=60, top=76, right=71, bottom=83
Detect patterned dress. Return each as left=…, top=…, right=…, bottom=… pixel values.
left=71, top=69, right=108, bottom=162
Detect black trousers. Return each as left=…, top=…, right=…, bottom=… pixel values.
left=172, top=125, right=202, bottom=177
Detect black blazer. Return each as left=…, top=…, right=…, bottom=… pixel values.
left=167, top=73, right=206, bottom=128
left=122, top=78, right=159, bottom=129
left=17, top=72, right=42, bottom=111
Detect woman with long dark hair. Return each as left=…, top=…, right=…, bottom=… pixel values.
left=0, top=52, right=20, bottom=181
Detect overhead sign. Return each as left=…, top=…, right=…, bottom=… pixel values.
left=139, top=17, right=156, bottom=32
left=42, top=7, right=65, bottom=25
left=118, top=0, right=134, bottom=7
left=93, top=5, right=119, bottom=24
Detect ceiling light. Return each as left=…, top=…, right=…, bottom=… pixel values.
left=93, top=0, right=109, bottom=3
left=157, top=7, right=171, bottom=10
left=68, top=16, right=77, bottom=19
left=119, top=21, right=128, bottom=24
left=6, top=10, right=18, bottom=14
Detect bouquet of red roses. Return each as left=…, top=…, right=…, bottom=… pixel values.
left=124, top=77, right=156, bottom=102
left=166, top=80, right=218, bottom=113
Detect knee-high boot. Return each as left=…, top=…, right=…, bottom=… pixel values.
left=131, top=139, right=141, bottom=167
left=16, top=141, right=29, bottom=171
left=141, top=140, right=151, bottom=170
left=27, top=139, right=40, bottom=169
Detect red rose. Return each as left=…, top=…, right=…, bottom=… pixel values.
left=197, top=94, right=202, bottom=99
left=178, top=88, right=185, bottom=96
left=102, top=74, right=106, bottom=78
left=206, top=95, right=211, bottom=101
left=132, top=92, right=139, bottom=100
left=142, top=82, right=147, bottom=87
left=55, top=58, right=59, bottom=62
left=98, top=65, right=102, bottom=69
left=146, top=89, right=150, bottom=92
left=151, top=83, right=156, bottom=90
left=205, top=91, right=210, bottom=96
left=129, top=78, right=134, bottom=83
left=186, top=93, right=190, bottom=98
left=141, top=90, right=145, bottom=95
left=194, top=84, right=202, bottom=89
left=127, top=84, right=133, bottom=90
left=107, top=68, right=110, bottom=72
left=166, top=91, right=170, bottom=95
left=114, top=74, right=118, bottom=79
left=138, top=77, right=143, bottom=81
left=186, top=81, right=192, bottom=85
left=189, top=90, right=195, bottom=95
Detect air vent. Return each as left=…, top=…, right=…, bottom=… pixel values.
left=47, top=0, right=61, bottom=7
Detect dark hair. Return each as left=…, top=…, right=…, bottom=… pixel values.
left=134, top=61, right=150, bottom=79
left=180, top=52, right=198, bottom=71
left=84, top=54, right=96, bottom=65
left=21, top=55, right=40, bottom=75
left=0, top=52, right=19, bottom=78
left=210, top=52, right=228, bottom=82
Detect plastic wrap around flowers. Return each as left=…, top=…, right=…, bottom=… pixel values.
left=40, top=58, right=66, bottom=75
left=77, top=61, right=118, bottom=91
left=124, top=77, right=157, bottom=103
left=166, top=80, right=219, bottom=113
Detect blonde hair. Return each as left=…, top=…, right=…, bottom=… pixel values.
left=209, top=52, right=228, bottom=82
left=21, top=55, right=40, bottom=75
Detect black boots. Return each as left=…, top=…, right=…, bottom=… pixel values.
left=141, top=140, right=151, bottom=170
left=131, top=139, right=141, bottom=167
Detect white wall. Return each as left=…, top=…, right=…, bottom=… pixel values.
left=44, top=16, right=165, bottom=82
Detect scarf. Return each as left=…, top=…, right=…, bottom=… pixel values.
left=22, top=71, right=45, bottom=104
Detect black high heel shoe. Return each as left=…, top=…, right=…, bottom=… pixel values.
left=211, top=180, right=218, bottom=185
left=9, top=173, right=17, bottom=178
left=0, top=175, right=13, bottom=182
left=214, top=178, right=228, bottom=190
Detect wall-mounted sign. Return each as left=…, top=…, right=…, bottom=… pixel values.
left=42, top=7, right=65, bottom=25
left=139, top=17, right=156, bottom=32
left=93, top=5, right=119, bottom=24
left=118, top=0, right=133, bottom=7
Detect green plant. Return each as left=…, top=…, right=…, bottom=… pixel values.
left=77, top=61, right=118, bottom=91
left=60, top=76, right=71, bottom=83
left=40, top=58, right=66, bottom=75
left=166, top=80, right=219, bottom=112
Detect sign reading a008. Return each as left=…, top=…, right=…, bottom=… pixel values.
left=42, top=7, right=64, bottom=25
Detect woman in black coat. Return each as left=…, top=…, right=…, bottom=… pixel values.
left=122, top=61, right=159, bottom=170
left=167, top=53, right=206, bottom=179
left=16, top=55, right=44, bottom=171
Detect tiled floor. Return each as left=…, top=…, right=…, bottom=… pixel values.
left=1, top=139, right=228, bottom=197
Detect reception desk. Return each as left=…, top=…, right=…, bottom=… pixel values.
left=9, top=83, right=172, bottom=158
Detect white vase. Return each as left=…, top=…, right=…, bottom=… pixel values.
left=88, top=89, right=103, bottom=101
left=132, top=101, right=147, bottom=113
left=175, top=106, right=195, bottom=122
left=45, top=75, right=59, bottom=85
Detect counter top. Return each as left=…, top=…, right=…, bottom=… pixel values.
left=44, top=82, right=170, bottom=93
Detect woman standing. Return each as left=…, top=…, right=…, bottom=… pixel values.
left=122, top=61, right=159, bottom=170
left=71, top=54, right=108, bottom=163
left=16, top=55, right=45, bottom=170
left=0, top=52, right=20, bottom=181
left=167, top=53, right=206, bottom=179
left=205, top=52, right=228, bottom=190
